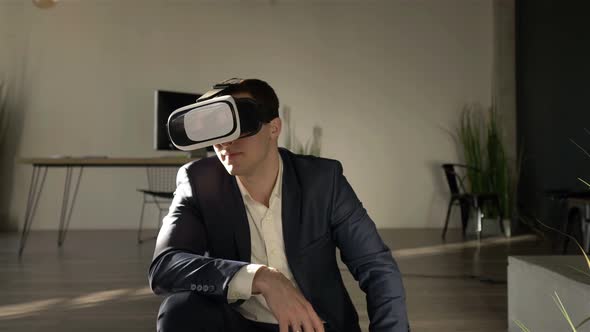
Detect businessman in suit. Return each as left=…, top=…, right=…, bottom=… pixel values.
left=149, top=79, right=409, bottom=332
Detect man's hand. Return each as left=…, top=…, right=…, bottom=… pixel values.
left=253, top=266, right=325, bottom=332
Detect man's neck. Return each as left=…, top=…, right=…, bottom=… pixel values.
left=238, top=150, right=280, bottom=208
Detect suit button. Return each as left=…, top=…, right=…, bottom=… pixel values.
left=190, top=284, right=196, bottom=291
left=203, top=285, right=209, bottom=292
left=210, top=285, right=215, bottom=292
left=196, top=285, right=203, bottom=292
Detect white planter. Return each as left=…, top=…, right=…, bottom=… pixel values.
left=465, top=217, right=511, bottom=238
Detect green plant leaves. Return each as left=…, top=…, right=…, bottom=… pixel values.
left=457, top=103, right=516, bottom=218
left=552, top=292, right=577, bottom=332
left=514, top=319, right=531, bottom=332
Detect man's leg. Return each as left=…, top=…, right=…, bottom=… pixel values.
left=157, top=292, right=252, bottom=332
left=249, top=321, right=280, bottom=332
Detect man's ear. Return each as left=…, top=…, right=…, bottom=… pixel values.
left=269, top=118, right=282, bottom=139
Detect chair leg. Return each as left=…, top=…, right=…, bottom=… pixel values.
left=137, top=194, right=147, bottom=244
left=139, top=208, right=163, bottom=243
left=154, top=198, right=169, bottom=230
left=460, top=199, right=471, bottom=238
left=157, top=208, right=164, bottom=230
left=442, top=199, right=455, bottom=240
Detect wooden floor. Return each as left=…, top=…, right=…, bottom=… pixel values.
left=0, top=229, right=552, bottom=332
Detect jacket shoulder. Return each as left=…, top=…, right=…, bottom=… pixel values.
left=280, top=148, right=343, bottom=179
left=181, top=155, right=224, bottom=174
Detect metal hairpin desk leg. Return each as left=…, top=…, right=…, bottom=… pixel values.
left=19, top=165, right=49, bottom=257
left=583, top=203, right=590, bottom=254
left=58, top=166, right=84, bottom=246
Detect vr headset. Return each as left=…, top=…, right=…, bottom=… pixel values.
left=167, top=78, right=275, bottom=151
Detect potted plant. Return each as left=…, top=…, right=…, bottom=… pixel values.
left=456, top=103, right=519, bottom=236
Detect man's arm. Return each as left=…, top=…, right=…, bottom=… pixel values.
left=329, top=161, right=410, bottom=332
left=148, top=165, right=248, bottom=304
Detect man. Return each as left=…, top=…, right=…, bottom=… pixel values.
left=149, top=79, right=409, bottom=332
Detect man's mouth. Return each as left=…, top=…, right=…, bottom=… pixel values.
left=224, top=152, right=242, bottom=159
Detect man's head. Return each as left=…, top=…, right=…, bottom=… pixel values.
left=213, top=79, right=282, bottom=176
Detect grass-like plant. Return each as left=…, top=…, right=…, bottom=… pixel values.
left=486, top=104, right=513, bottom=218
left=458, top=103, right=486, bottom=193
left=457, top=103, right=516, bottom=219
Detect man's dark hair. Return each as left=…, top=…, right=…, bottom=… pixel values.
left=224, top=79, right=279, bottom=122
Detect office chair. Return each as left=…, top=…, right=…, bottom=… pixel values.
left=441, top=163, right=506, bottom=239
left=137, top=166, right=178, bottom=243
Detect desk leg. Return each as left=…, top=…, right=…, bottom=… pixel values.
left=18, top=166, right=48, bottom=257
left=584, top=204, right=590, bottom=254
left=58, top=166, right=83, bottom=246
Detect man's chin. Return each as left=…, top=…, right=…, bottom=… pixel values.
left=222, top=163, right=242, bottom=176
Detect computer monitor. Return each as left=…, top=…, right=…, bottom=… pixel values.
left=154, top=90, right=213, bottom=153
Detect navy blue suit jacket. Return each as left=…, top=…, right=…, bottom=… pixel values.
left=149, top=148, right=409, bottom=332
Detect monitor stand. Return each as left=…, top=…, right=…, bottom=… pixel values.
left=188, top=148, right=207, bottom=159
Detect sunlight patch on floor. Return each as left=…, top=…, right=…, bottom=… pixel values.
left=392, top=234, right=538, bottom=259
left=0, top=286, right=154, bottom=320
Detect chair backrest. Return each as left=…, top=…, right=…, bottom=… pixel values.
left=146, top=166, right=179, bottom=193
left=442, top=164, right=466, bottom=195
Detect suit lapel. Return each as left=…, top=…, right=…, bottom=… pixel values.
left=280, top=149, right=302, bottom=262
left=228, top=175, right=251, bottom=262
left=191, top=158, right=250, bottom=261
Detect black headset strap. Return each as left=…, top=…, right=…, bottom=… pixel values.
left=196, top=78, right=245, bottom=102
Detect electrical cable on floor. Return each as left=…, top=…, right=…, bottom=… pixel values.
left=468, top=274, right=507, bottom=285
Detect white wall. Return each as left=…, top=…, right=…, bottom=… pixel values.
left=2, top=0, right=498, bottom=230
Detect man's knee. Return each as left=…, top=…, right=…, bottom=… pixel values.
left=157, top=292, right=224, bottom=332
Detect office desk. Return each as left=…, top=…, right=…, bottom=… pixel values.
left=18, top=157, right=197, bottom=256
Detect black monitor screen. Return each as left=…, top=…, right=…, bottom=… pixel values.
left=154, top=90, right=203, bottom=151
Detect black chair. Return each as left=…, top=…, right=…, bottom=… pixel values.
left=545, top=189, right=590, bottom=254
left=441, top=163, right=506, bottom=239
left=137, top=166, right=178, bottom=243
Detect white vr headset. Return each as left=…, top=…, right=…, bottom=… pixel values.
left=167, top=78, right=275, bottom=151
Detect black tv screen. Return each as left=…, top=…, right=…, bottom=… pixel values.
left=154, top=90, right=202, bottom=151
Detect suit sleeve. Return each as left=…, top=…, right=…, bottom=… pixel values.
left=329, top=161, right=410, bottom=332
left=148, top=165, right=248, bottom=305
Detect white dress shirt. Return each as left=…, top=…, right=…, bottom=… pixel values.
left=226, top=157, right=302, bottom=323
